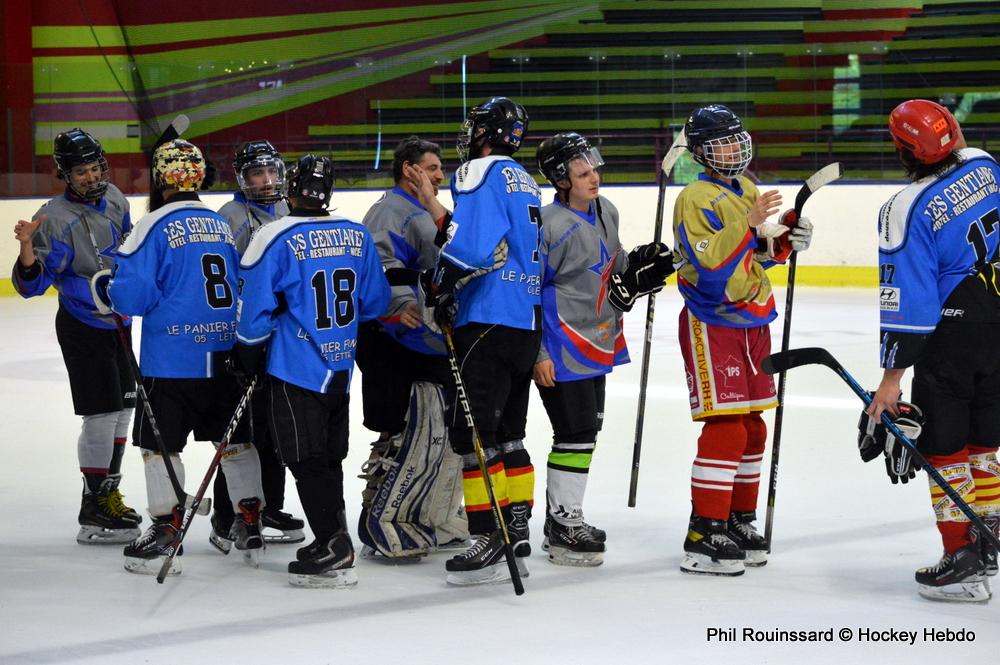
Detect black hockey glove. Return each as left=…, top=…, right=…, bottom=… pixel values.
left=227, top=342, right=267, bottom=387
left=857, top=397, right=923, bottom=484
left=608, top=242, right=675, bottom=312
left=419, top=269, right=457, bottom=334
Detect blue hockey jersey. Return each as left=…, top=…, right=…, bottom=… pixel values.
left=879, top=147, right=1000, bottom=367
left=237, top=213, right=391, bottom=393
left=441, top=155, right=543, bottom=330
left=109, top=198, right=240, bottom=378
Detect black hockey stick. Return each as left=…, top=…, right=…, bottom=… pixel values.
left=762, top=347, right=1000, bottom=554
left=157, top=377, right=257, bottom=584
left=441, top=324, right=524, bottom=595
left=764, top=162, right=841, bottom=551
left=628, top=127, right=686, bottom=507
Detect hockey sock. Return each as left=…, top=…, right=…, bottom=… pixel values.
left=926, top=450, right=976, bottom=554
left=691, top=415, right=747, bottom=520
left=730, top=412, right=767, bottom=512
left=969, top=445, right=1000, bottom=522
left=217, top=442, right=265, bottom=512
left=289, top=461, right=344, bottom=540
left=546, top=438, right=595, bottom=525
left=501, top=439, right=534, bottom=510
left=142, top=449, right=184, bottom=516
left=461, top=447, right=508, bottom=535
left=108, top=408, right=133, bottom=475
left=78, top=412, right=119, bottom=493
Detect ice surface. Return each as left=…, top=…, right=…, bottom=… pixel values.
left=1, top=288, right=995, bottom=664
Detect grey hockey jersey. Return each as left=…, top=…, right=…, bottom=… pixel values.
left=218, top=192, right=290, bottom=255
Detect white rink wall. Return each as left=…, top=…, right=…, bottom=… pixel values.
left=0, top=182, right=903, bottom=290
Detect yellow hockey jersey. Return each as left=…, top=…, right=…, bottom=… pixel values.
left=672, top=174, right=778, bottom=328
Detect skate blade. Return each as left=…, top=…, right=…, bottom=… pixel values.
left=239, top=545, right=265, bottom=568
left=680, top=552, right=745, bottom=577
left=263, top=528, right=306, bottom=544
left=547, top=546, right=604, bottom=568
left=359, top=545, right=424, bottom=564
left=918, top=579, right=992, bottom=603
left=445, top=558, right=529, bottom=586
left=209, top=533, right=233, bottom=555
left=77, top=525, right=140, bottom=545
left=288, top=568, right=358, bottom=589
left=124, top=555, right=181, bottom=576
left=743, top=550, right=768, bottom=567
left=432, top=537, right=472, bottom=553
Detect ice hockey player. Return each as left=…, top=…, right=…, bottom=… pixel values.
left=232, top=155, right=390, bottom=588
left=355, top=136, right=467, bottom=559
left=425, top=96, right=540, bottom=585
left=12, top=128, right=140, bottom=545
left=534, top=132, right=673, bottom=566
left=671, top=104, right=813, bottom=576
left=98, top=139, right=265, bottom=575
left=865, top=99, right=999, bottom=603
left=210, top=140, right=304, bottom=552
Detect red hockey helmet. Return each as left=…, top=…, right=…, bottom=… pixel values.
left=888, top=99, right=959, bottom=165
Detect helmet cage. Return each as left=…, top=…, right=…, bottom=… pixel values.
left=541, top=145, right=604, bottom=187
left=692, top=131, right=753, bottom=179
left=236, top=157, right=286, bottom=204
left=54, top=130, right=110, bottom=201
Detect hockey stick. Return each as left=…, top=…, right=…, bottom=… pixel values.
left=147, top=114, right=190, bottom=212
left=762, top=347, right=1000, bottom=554
left=628, top=127, right=687, bottom=507
left=764, top=162, right=841, bottom=551
left=441, top=325, right=524, bottom=595
left=157, top=377, right=257, bottom=584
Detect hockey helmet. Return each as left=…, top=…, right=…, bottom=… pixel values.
left=152, top=139, right=206, bottom=192
left=457, top=96, right=529, bottom=163
left=233, top=140, right=286, bottom=203
left=889, top=99, right=960, bottom=165
left=536, top=132, right=604, bottom=189
left=53, top=128, right=110, bottom=201
left=684, top=104, right=753, bottom=178
left=286, top=154, right=334, bottom=208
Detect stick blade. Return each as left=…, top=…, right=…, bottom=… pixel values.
left=762, top=347, right=838, bottom=375
left=794, top=162, right=841, bottom=214
left=660, top=127, right=688, bottom=176
left=151, top=114, right=190, bottom=154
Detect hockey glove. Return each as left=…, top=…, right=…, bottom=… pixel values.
left=227, top=342, right=267, bottom=387
left=608, top=242, right=674, bottom=312
left=780, top=210, right=813, bottom=252
left=857, top=398, right=923, bottom=484
left=756, top=222, right=793, bottom=263
left=419, top=269, right=456, bottom=335
left=89, top=268, right=114, bottom=316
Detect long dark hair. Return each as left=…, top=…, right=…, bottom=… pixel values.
left=897, top=148, right=960, bottom=182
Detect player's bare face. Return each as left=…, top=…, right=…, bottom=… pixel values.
left=69, top=162, right=104, bottom=194
left=246, top=166, right=278, bottom=196
left=416, top=152, right=444, bottom=195
left=566, top=158, right=600, bottom=209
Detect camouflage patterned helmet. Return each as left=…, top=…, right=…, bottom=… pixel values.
left=152, top=139, right=206, bottom=192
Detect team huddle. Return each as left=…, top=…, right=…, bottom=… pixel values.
left=11, top=95, right=1000, bottom=602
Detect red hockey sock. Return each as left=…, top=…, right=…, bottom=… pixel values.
left=691, top=415, right=747, bottom=520
left=730, top=412, right=767, bottom=512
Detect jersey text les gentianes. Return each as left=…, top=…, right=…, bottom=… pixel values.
left=363, top=187, right=445, bottom=355
left=237, top=213, right=391, bottom=393
left=673, top=173, right=778, bottom=328
left=109, top=198, right=239, bottom=378
left=539, top=195, right=629, bottom=382
left=441, top=155, right=543, bottom=330
left=879, top=147, right=1000, bottom=368
left=12, top=185, right=131, bottom=329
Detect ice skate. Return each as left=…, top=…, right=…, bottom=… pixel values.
left=977, top=516, right=999, bottom=577
left=543, top=515, right=605, bottom=567
left=728, top=511, right=768, bottom=567
left=262, top=508, right=306, bottom=544
left=123, top=508, right=183, bottom=575
left=542, top=517, right=606, bottom=551
left=208, top=512, right=233, bottom=555
left=507, top=502, right=532, bottom=559
left=98, top=474, right=142, bottom=525
left=680, top=515, right=746, bottom=577
left=288, top=531, right=358, bottom=588
left=77, top=486, right=141, bottom=545
left=915, top=543, right=991, bottom=603
left=445, top=530, right=528, bottom=586
left=231, top=498, right=265, bottom=567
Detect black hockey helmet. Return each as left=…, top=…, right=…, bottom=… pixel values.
left=286, top=154, right=334, bottom=208
left=536, top=132, right=604, bottom=189
left=53, top=128, right=110, bottom=200
left=456, top=96, right=529, bottom=162
left=684, top=104, right=753, bottom=178
left=233, top=140, right=286, bottom=203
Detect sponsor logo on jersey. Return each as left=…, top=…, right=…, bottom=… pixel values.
left=695, top=239, right=710, bottom=253
left=691, top=318, right=713, bottom=411
left=880, top=287, right=900, bottom=311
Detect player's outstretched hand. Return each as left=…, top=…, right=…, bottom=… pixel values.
left=748, top=190, right=781, bottom=228
left=14, top=215, right=45, bottom=243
